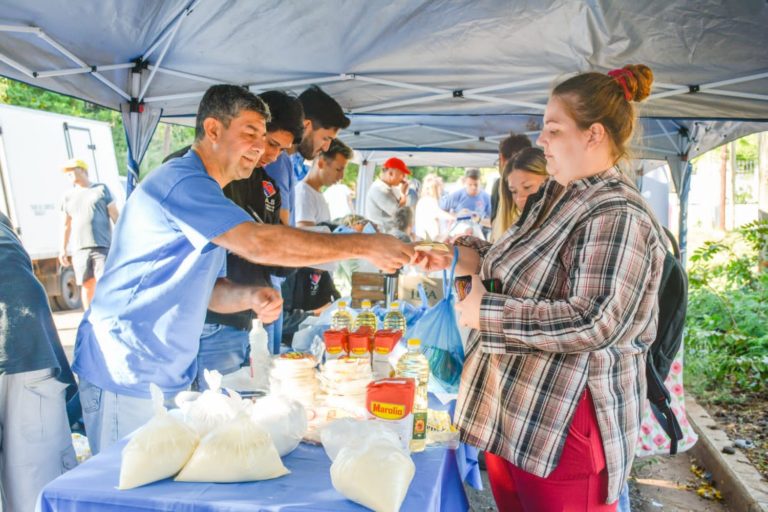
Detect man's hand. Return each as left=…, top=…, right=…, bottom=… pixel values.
left=411, top=243, right=454, bottom=272
left=454, top=274, right=484, bottom=330
left=399, top=181, right=409, bottom=196
left=58, top=251, right=70, bottom=267
left=362, top=233, right=414, bottom=274
left=249, top=287, right=283, bottom=324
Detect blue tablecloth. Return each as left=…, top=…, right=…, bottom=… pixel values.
left=39, top=439, right=470, bottom=512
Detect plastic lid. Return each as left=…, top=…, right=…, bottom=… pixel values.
left=390, top=301, right=400, bottom=309
left=338, top=301, right=347, bottom=308
left=361, top=299, right=372, bottom=308
left=407, top=338, right=421, bottom=347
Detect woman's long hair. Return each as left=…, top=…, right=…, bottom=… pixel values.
left=492, top=148, right=548, bottom=241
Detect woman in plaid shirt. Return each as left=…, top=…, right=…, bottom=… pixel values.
left=414, top=64, right=666, bottom=511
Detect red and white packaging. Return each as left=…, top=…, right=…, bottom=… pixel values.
left=371, top=330, right=403, bottom=379
left=323, top=329, right=348, bottom=360
left=348, top=326, right=374, bottom=361
left=365, top=378, right=415, bottom=452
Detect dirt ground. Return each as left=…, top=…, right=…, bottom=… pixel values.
left=703, top=392, right=768, bottom=481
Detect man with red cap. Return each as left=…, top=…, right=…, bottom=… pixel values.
left=365, top=157, right=411, bottom=231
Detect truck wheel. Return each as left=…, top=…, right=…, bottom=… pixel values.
left=54, top=267, right=83, bottom=310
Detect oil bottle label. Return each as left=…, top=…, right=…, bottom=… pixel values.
left=412, top=411, right=427, bottom=440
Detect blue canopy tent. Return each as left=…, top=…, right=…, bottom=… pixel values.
left=1, top=0, right=767, bottom=258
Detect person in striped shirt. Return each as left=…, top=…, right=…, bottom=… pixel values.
left=413, top=64, right=666, bottom=511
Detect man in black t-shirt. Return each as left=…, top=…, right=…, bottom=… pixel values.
left=280, top=267, right=341, bottom=347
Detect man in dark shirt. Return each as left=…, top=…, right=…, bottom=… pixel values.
left=0, top=212, right=78, bottom=512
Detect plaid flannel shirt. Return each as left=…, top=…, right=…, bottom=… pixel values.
left=455, top=167, right=666, bottom=503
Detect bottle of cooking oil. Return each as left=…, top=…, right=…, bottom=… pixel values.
left=382, top=301, right=406, bottom=334
left=353, top=299, right=378, bottom=331
left=395, top=338, right=430, bottom=452
left=330, top=301, right=354, bottom=330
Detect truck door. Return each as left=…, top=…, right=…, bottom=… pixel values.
left=63, top=123, right=100, bottom=182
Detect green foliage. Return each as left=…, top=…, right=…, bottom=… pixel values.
left=685, top=220, right=768, bottom=396
left=735, top=134, right=758, bottom=163
left=138, top=123, right=195, bottom=180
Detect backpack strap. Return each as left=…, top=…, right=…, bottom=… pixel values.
left=646, top=362, right=684, bottom=455
left=662, top=226, right=681, bottom=261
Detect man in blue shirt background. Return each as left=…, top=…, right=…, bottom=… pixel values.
left=440, top=168, right=492, bottom=224
left=73, top=85, right=412, bottom=454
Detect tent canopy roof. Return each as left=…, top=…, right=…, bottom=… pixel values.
left=1, top=0, right=767, bottom=171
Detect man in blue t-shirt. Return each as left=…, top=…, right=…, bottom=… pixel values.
left=440, top=168, right=492, bottom=223
left=73, top=85, right=413, bottom=454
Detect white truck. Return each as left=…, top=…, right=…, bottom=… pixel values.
left=0, top=104, right=124, bottom=309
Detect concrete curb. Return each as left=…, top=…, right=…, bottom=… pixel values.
left=686, top=397, right=768, bottom=512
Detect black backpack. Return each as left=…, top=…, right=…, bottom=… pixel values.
left=645, top=226, right=687, bottom=455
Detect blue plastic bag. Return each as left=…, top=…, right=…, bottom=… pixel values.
left=408, top=248, right=465, bottom=393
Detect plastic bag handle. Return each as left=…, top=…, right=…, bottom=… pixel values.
left=443, top=245, right=459, bottom=298
left=417, top=282, right=429, bottom=307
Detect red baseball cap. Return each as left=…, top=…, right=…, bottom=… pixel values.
left=383, top=157, right=411, bottom=175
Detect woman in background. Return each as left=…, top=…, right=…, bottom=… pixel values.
left=414, top=173, right=453, bottom=241
left=492, top=147, right=549, bottom=240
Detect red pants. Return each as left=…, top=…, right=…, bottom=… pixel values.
left=485, top=390, right=617, bottom=512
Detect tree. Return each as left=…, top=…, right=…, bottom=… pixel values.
left=759, top=132, right=768, bottom=271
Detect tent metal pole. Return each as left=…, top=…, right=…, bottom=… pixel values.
left=36, top=63, right=134, bottom=78
left=356, top=124, right=421, bottom=136
left=148, top=65, right=224, bottom=85
left=629, top=145, right=678, bottom=156
left=353, top=93, right=453, bottom=113
left=356, top=133, right=413, bottom=146
left=353, top=75, right=447, bottom=94
left=648, top=70, right=768, bottom=103
left=143, top=74, right=353, bottom=103
left=139, top=9, right=188, bottom=101
left=249, top=74, right=353, bottom=92
left=701, top=71, right=768, bottom=90
left=0, top=51, right=35, bottom=78
left=144, top=91, right=207, bottom=103
left=656, top=120, right=681, bottom=152
left=419, top=125, right=480, bottom=139
left=141, top=0, right=202, bottom=61
left=678, top=161, right=692, bottom=265
left=424, top=137, right=478, bottom=148
left=699, top=90, right=768, bottom=102
left=36, top=32, right=130, bottom=99
left=126, top=70, right=142, bottom=196
left=0, top=25, right=43, bottom=34
left=464, top=76, right=559, bottom=95
left=463, top=93, right=546, bottom=110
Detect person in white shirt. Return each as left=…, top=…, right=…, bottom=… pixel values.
left=414, top=173, right=454, bottom=241
left=295, top=139, right=353, bottom=227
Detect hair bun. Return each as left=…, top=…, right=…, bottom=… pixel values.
left=623, top=64, right=654, bottom=102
